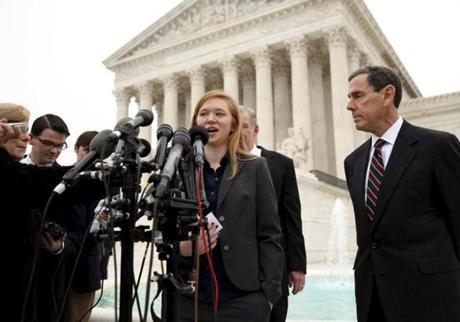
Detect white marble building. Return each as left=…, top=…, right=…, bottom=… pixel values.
left=104, top=0, right=460, bottom=263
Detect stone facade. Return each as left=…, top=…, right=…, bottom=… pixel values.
left=104, top=0, right=460, bottom=263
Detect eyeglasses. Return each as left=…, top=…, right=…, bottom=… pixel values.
left=36, top=137, right=68, bottom=150
left=8, top=122, right=29, bottom=134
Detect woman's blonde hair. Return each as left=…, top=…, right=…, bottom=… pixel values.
left=190, top=90, right=247, bottom=178
left=0, top=103, right=30, bottom=123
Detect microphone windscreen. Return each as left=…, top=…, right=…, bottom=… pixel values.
left=172, top=127, right=192, bottom=152
left=138, top=138, right=151, bottom=157
left=136, top=109, right=154, bottom=126
left=114, top=117, right=140, bottom=136
left=157, top=123, right=173, bottom=141
left=89, top=129, right=117, bottom=158
left=189, top=125, right=209, bottom=145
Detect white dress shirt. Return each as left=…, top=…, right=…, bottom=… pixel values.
left=365, top=116, right=403, bottom=197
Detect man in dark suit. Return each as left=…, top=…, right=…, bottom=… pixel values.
left=344, top=66, right=460, bottom=322
left=239, top=105, right=307, bottom=322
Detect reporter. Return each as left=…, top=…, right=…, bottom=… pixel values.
left=0, top=103, right=103, bottom=322
left=178, top=91, right=283, bottom=322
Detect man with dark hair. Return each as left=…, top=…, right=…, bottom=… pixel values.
left=345, top=65, right=460, bottom=322
left=23, top=113, right=70, bottom=166
left=239, top=105, right=306, bottom=322
left=21, top=113, right=70, bottom=321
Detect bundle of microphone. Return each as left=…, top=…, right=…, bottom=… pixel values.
left=27, top=109, right=212, bottom=322
left=55, top=108, right=209, bottom=208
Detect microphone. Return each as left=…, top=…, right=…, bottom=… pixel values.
left=53, top=129, right=116, bottom=194
left=155, top=127, right=191, bottom=198
left=138, top=138, right=151, bottom=158
left=154, top=124, right=173, bottom=169
left=128, top=109, right=154, bottom=129
left=189, top=125, right=209, bottom=166
left=107, top=109, right=153, bottom=141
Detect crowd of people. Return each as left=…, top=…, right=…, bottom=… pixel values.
left=1, top=65, right=459, bottom=322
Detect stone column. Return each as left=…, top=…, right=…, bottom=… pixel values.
left=309, top=53, right=328, bottom=173
left=348, top=42, right=361, bottom=74
left=114, top=88, right=131, bottom=121
left=185, top=94, right=192, bottom=127
left=251, top=46, right=274, bottom=149
left=189, top=66, right=206, bottom=120
left=287, top=36, right=313, bottom=169
left=272, top=55, right=291, bottom=149
left=220, top=57, right=240, bottom=103
left=241, top=63, right=256, bottom=110
left=322, top=72, right=337, bottom=175
left=137, top=81, right=154, bottom=144
left=163, top=75, right=179, bottom=130
left=348, top=43, right=369, bottom=147
left=326, top=26, right=354, bottom=179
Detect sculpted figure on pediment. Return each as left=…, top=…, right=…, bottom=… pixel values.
left=280, top=127, right=309, bottom=169
left=238, top=0, right=257, bottom=16
left=130, top=0, right=294, bottom=53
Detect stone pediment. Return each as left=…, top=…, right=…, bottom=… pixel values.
left=104, top=0, right=291, bottom=66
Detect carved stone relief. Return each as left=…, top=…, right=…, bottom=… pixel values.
left=279, top=127, right=309, bottom=169
left=124, top=0, right=290, bottom=58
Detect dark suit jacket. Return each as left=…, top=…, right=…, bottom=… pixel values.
left=344, top=121, right=460, bottom=322
left=260, top=147, right=306, bottom=296
left=217, top=154, right=284, bottom=304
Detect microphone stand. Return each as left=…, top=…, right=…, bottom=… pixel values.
left=116, top=133, right=143, bottom=322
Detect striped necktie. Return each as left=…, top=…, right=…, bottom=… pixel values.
left=366, top=139, right=386, bottom=221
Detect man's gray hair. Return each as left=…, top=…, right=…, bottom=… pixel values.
left=238, top=105, right=257, bottom=126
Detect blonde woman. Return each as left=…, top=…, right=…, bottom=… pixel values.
left=178, top=91, right=283, bottom=322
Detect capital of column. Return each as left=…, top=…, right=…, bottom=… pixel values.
left=286, top=36, right=308, bottom=60
left=219, top=56, right=240, bottom=74
left=324, top=26, right=349, bottom=47
left=137, top=81, right=153, bottom=95
left=361, top=52, right=372, bottom=66
left=188, top=66, right=206, bottom=85
left=113, top=87, right=131, bottom=105
left=240, top=63, right=255, bottom=82
left=162, top=75, right=178, bottom=92
left=250, top=46, right=272, bottom=68
left=309, top=49, right=323, bottom=66
left=272, top=54, right=290, bottom=78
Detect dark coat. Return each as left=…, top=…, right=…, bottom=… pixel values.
left=214, top=155, right=284, bottom=304
left=344, top=121, right=460, bottom=322
left=0, top=148, right=69, bottom=322
left=260, top=147, right=306, bottom=296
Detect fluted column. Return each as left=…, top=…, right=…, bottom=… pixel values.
left=309, top=53, right=329, bottom=173
left=220, top=57, right=240, bottom=103
left=326, top=26, right=354, bottom=179
left=348, top=42, right=361, bottom=73
left=189, top=66, right=206, bottom=120
left=287, top=36, right=313, bottom=169
left=251, top=46, right=274, bottom=149
left=163, top=75, right=179, bottom=130
left=114, top=88, right=131, bottom=121
left=348, top=43, right=368, bottom=147
left=138, top=81, right=154, bottom=144
left=272, top=56, right=291, bottom=149
left=241, top=64, right=256, bottom=110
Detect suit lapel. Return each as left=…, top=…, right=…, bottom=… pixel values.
left=353, top=141, right=371, bottom=220
left=217, top=158, right=247, bottom=210
left=371, top=121, right=417, bottom=229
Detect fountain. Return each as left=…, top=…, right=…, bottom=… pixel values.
left=326, top=198, right=351, bottom=275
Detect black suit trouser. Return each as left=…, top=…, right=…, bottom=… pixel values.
left=178, top=290, right=271, bottom=322
left=367, top=278, right=387, bottom=322
left=270, top=295, right=288, bottom=322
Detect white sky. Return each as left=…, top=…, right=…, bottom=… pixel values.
left=1, top=0, right=459, bottom=164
